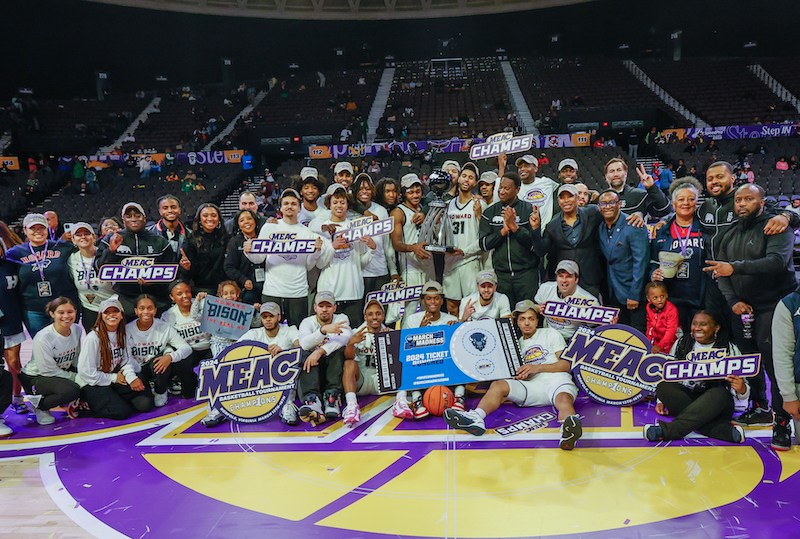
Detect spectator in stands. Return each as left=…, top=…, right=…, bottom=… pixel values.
left=179, top=203, right=229, bottom=295
left=776, top=156, right=790, bottom=171
left=539, top=153, right=550, bottom=166
left=149, top=195, right=190, bottom=254
left=789, top=156, right=799, bottom=170
left=675, top=159, right=687, bottom=178
left=705, top=140, right=719, bottom=153
left=659, top=162, right=675, bottom=196
left=166, top=171, right=179, bottom=182
left=340, top=126, right=353, bottom=143
left=44, top=211, right=65, bottom=241
left=593, top=137, right=605, bottom=149
left=574, top=183, right=591, bottom=207
left=367, top=160, right=381, bottom=176
left=597, top=189, right=649, bottom=332
left=557, top=159, right=579, bottom=185
left=85, top=168, right=99, bottom=194
left=627, top=130, right=639, bottom=159
left=138, top=156, right=151, bottom=180
left=95, top=203, right=177, bottom=316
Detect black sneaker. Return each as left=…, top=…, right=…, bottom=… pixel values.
left=323, top=390, right=341, bottom=420
left=731, top=407, right=773, bottom=427
left=169, top=378, right=183, bottom=396
left=643, top=424, right=665, bottom=442
left=559, top=415, right=583, bottom=451
left=298, top=394, right=326, bottom=426
left=771, top=418, right=792, bottom=451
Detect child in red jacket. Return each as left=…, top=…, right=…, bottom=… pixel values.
left=645, top=282, right=680, bottom=354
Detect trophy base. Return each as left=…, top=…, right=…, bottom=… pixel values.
left=424, top=245, right=454, bottom=253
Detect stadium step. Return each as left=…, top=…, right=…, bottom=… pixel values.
left=99, top=96, right=161, bottom=153
left=205, top=90, right=268, bottom=151
left=748, top=64, right=800, bottom=114
left=622, top=60, right=708, bottom=128
left=366, top=68, right=396, bottom=143
left=501, top=61, right=537, bottom=136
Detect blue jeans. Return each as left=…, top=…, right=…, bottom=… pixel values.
left=22, top=310, right=51, bottom=337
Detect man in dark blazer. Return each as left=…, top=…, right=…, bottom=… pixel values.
left=532, top=184, right=605, bottom=298
left=597, top=189, right=650, bottom=332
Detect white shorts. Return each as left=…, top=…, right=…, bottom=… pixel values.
left=506, top=372, right=578, bottom=407
left=357, top=366, right=381, bottom=396
left=400, top=270, right=429, bottom=326
left=443, top=260, right=481, bottom=300
left=3, top=332, right=26, bottom=349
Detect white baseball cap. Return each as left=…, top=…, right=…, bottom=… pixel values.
left=300, top=167, right=318, bottom=180
left=515, top=155, right=538, bottom=168
left=23, top=213, right=47, bottom=229
left=334, top=162, right=354, bottom=175
left=121, top=202, right=145, bottom=217
left=400, top=173, right=422, bottom=189
left=558, top=158, right=579, bottom=171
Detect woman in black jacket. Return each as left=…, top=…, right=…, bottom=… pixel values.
left=179, top=203, right=228, bottom=294
left=223, top=209, right=263, bottom=305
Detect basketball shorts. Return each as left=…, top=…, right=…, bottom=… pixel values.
left=506, top=372, right=578, bottom=407
left=357, top=366, right=381, bottom=396
left=443, top=259, right=481, bottom=300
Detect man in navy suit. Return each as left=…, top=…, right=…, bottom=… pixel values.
left=597, top=189, right=650, bottom=332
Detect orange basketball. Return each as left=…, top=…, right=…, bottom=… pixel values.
left=422, top=385, right=454, bottom=416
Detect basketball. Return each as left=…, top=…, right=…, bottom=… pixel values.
left=422, top=385, right=454, bottom=416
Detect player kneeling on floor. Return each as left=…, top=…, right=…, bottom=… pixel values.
left=445, top=300, right=583, bottom=450
left=342, top=299, right=415, bottom=426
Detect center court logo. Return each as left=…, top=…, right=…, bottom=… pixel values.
left=561, top=325, right=666, bottom=406
left=196, top=340, right=301, bottom=423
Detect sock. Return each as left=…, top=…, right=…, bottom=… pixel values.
left=397, top=390, right=408, bottom=402
left=475, top=408, right=486, bottom=419
left=345, top=392, right=357, bottom=406
left=454, top=385, right=465, bottom=397
left=286, top=388, right=297, bottom=403
left=411, top=390, right=422, bottom=402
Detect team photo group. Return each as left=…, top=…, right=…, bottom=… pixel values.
left=2, top=151, right=800, bottom=453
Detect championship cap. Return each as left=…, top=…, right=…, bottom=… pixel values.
left=314, top=290, right=336, bottom=305
left=324, top=182, right=348, bottom=201
left=557, top=184, right=579, bottom=197
left=280, top=187, right=301, bottom=201
left=300, top=167, right=319, bottom=180
left=558, top=158, right=579, bottom=171
left=99, top=295, right=124, bottom=314
left=334, top=162, right=354, bottom=175
left=23, top=213, right=47, bottom=229
left=400, top=173, right=423, bottom=189
left=441, top=160, right=461, bottom=172
left=478, top=171, right=498, bottom=184
left=556, top=259, right=580, bottom=276
left=363, top=298, right=385, bottom=314
left=121, top=202, right=145, bottom=217
left=512, top=299, right=537, bottom=315
left=461, top=162, right=480, bottom=177
left=260, top=302, right=281, bottom=316
left=422, top=280, right=444, bottom=295
left=515, top=155, right=538, bottom=168
left=71, top=222, right=94, bottom=234
left=476, top=270, right=498, bottom=285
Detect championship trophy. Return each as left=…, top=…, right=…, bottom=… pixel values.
left=420, top=169, right=455, bottom=253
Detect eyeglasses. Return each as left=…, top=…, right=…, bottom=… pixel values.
left=598, top=201, right=620, bottom=208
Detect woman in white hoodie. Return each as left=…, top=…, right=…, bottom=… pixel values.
left=78, top=296, right=153, bottom=419
left=19, top=297, right=84, bottom=426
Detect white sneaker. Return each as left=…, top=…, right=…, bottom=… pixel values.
left=280, top=401, right=299, bottom=426
left=34, top=409, right=55, bottom=426
left=392, top=398, right=414, bottom=419
left=342, top=402, right=361, bottom=427
left=443, top=408, right=485, bottom=436
left=0, top=420, right=12, bottom=438
left=154, top=392, right=168, bottom=407
left=201, top=408, right=226, bottom=428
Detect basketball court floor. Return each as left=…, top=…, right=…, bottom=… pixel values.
left=2, top=346, right=799, bottom=538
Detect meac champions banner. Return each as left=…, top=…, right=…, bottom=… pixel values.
left=196, top=340, right=301, bottom=424
left=376, top=318, right=522, bottom=392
